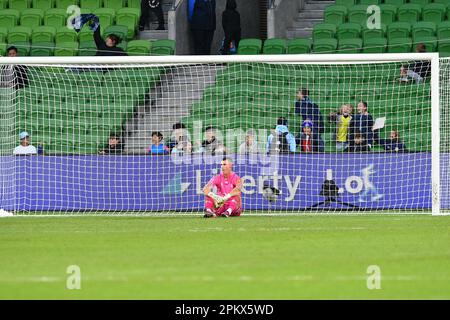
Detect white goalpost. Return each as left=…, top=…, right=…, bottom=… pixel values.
left=0, top=53, right=446, bottom=216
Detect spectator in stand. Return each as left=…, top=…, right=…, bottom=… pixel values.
left=345, top=133, right=370, bottom=152
left=329, top=104, right=353, bottom=151
left=376, top=129, right=406, bottom=152
left=199, top=126, right=227, bottom=155
left=190, top=0, right=216, bottom=55
left=147, top=131, right=170, bottom=154
left=266, top=117, right=296, bottom=154
left=166, top=122, right=192, bottom=155
left=13, top=132, right=37, bottom=155
left=99, top=133, right=124, bottom=154
left=298, top=120, right=325, bottom=153
left=349, top=100, right=375, bottom=148
left=238, top=129, right=259, bottom=154
left=2, top=46, right=28, bottom=89
left=139, top=0, right=165, bottom=31
left=295, top=88, right=324, bottom=137
left=399, top=43, right=430, bottom=84
left=221, top=0, right=241, bottom=55
left=93, top=28, right=127, bottom=56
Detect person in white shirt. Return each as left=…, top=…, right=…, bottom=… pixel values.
left=239, top=129, right=259, bottom=154
left=13, top=132, right=37, bottom=155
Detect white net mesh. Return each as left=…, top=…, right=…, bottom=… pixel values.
left=0, top=55, right=443, bottom=215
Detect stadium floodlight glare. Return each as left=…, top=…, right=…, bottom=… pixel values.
left=0, top=53, right=447, bottom=216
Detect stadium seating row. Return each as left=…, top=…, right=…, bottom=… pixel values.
left=0, top=6, right=140, bottom=39
left=0, top=37, right=175, bottom=56
left=325, top=3, right=450, bottom=25
left=0, top=0, right=140, bottom=10
left=237, top=36, right=450, bottom=55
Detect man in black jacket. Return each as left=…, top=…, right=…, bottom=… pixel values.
left=93, top=27, right=127, bottom=56
left=221, top=0, right=240, bottom=55
left=190, top=0, right=216, bottom=55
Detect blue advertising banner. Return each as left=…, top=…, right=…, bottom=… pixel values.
left=4, top=153, right=447, bottom=212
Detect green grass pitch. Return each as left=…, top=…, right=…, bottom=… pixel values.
left=0, top=214, right=449, bottom=299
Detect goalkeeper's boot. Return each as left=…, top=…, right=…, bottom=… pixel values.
left=203, top=210, right=215, bottom=218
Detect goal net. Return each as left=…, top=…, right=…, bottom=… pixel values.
left=0, top=54, right=445, bottom=215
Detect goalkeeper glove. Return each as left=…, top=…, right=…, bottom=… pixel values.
left=208, top=192, right=221, bottom=202
left=223, top=194, right=231, bottom=201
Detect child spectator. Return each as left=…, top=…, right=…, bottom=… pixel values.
left=345, top=133, right=370, bottom=152
left=147, top=131, right=170, bottom=155
left=399, top=43, right=430, bottom=84
left=329, top=104, right=353, bottom=151
left=298, top=120, right=325, bottom=153
left=99, top=133, right=124, bottom=154
left=267, top=117, right=296, bottom=154
left=199, top=126, right=227, bottom=155
left=238, top=129, right=259, bottom=154
left=376, top=129, right=406, bottom=152
left=13, top=132, right=37, bottom=155
left=166, top=122, right=192, bottom=154
left=221, top=0, right=241, bottom=55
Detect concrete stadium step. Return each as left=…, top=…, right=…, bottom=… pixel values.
left=303, top=0, right=334, bottom=10
left=292, top=18, right=323, bottom=28
left=286, top=28, right=313, bottom=39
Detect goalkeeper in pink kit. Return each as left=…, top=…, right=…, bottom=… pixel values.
left=203, top=157, right=242, bottom=218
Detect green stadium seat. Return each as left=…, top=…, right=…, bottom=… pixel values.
left=237, top=38, right=261, bottom=54
left=412, top=22, right=436, bottom=40
left=413, top=36, right=437, bottom=52
left=103, top=0, right=125, bottom=11
left=422, top=3, right=446, bottom=24
left=379, top=4, right=397, bottom=25
left=408, top=0, right=430, bottom=6
left=79, top=26, right=94, bottom=42
left=348, top=5, right=369, bottom=25
left=363, top=37, right=387, bottom=53
left=116, top=39, right=127, bottom=51
left=360, top=0, right=380, bottom=4
left=384, top=0, right=405, bottom=5
left=78, top=41, right=96, bottom=55
left=93, top=8, right=115, bottom=32
left=312, top=38, right=337, bottom=53
left=335, top=0, right=355, bottom=7
left=0, top=0, right=5, bottom=8
left=127, top=39, right=151, bottom=55
left=80, top=0, right=101, bottom=9
left=54, top=41, right=78, bottom=56
left=32, top=0, right=54, bottom=10
left=397, top=4, right=421, bottom=23
left=9, top=0, right=30, bottom=10
left=55, top=26, right=77, bottom=43
left=44, top=9, right=66, bottom=28
left=116, top=8, right=140, bottom=39
left=438, top=39, right=450, bottom=57
left=312, top=23, right=336, bottom=40
left=338, top=38, right=362, bottom=53
left=324, top=5, right=347, bottom=25
left=0, top=27, right=7, bottom=43
left=286, top=38, right=311, bottom=54
left=0, top=9, right=20, bottom=29
left=20, top=9, right=44, bottom=28
left=150, top=39, right=175, bottom=55
left=437, top=21, right=450, bottom=40
left=127, top=0, right=140, bottom=8
left=7, top=26, right=32, bottom=43
left=31, top=26, right=56, bottom=43
left=9, top=41, right=30, bottom=56
left=434, top=0, right=450, bottom=5
left=262, top=38, right=286, bottom=54
left=55, top=0, right=78, bottom=9
left=103, top=24, right=127, bottom=42
left=0, top=42, right=6, bottom=56
left=361, top=24, right=386, bottom=41
left=337, top=23, right=361, bottom=40
left=30, top=41, right=54, bottom=56
left=387, top=22, right=411, bottom=40
left=388, top=37, right=412, bottom=53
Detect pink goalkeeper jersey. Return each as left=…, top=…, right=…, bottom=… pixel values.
left=209, top=172, right=241, bottom=197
